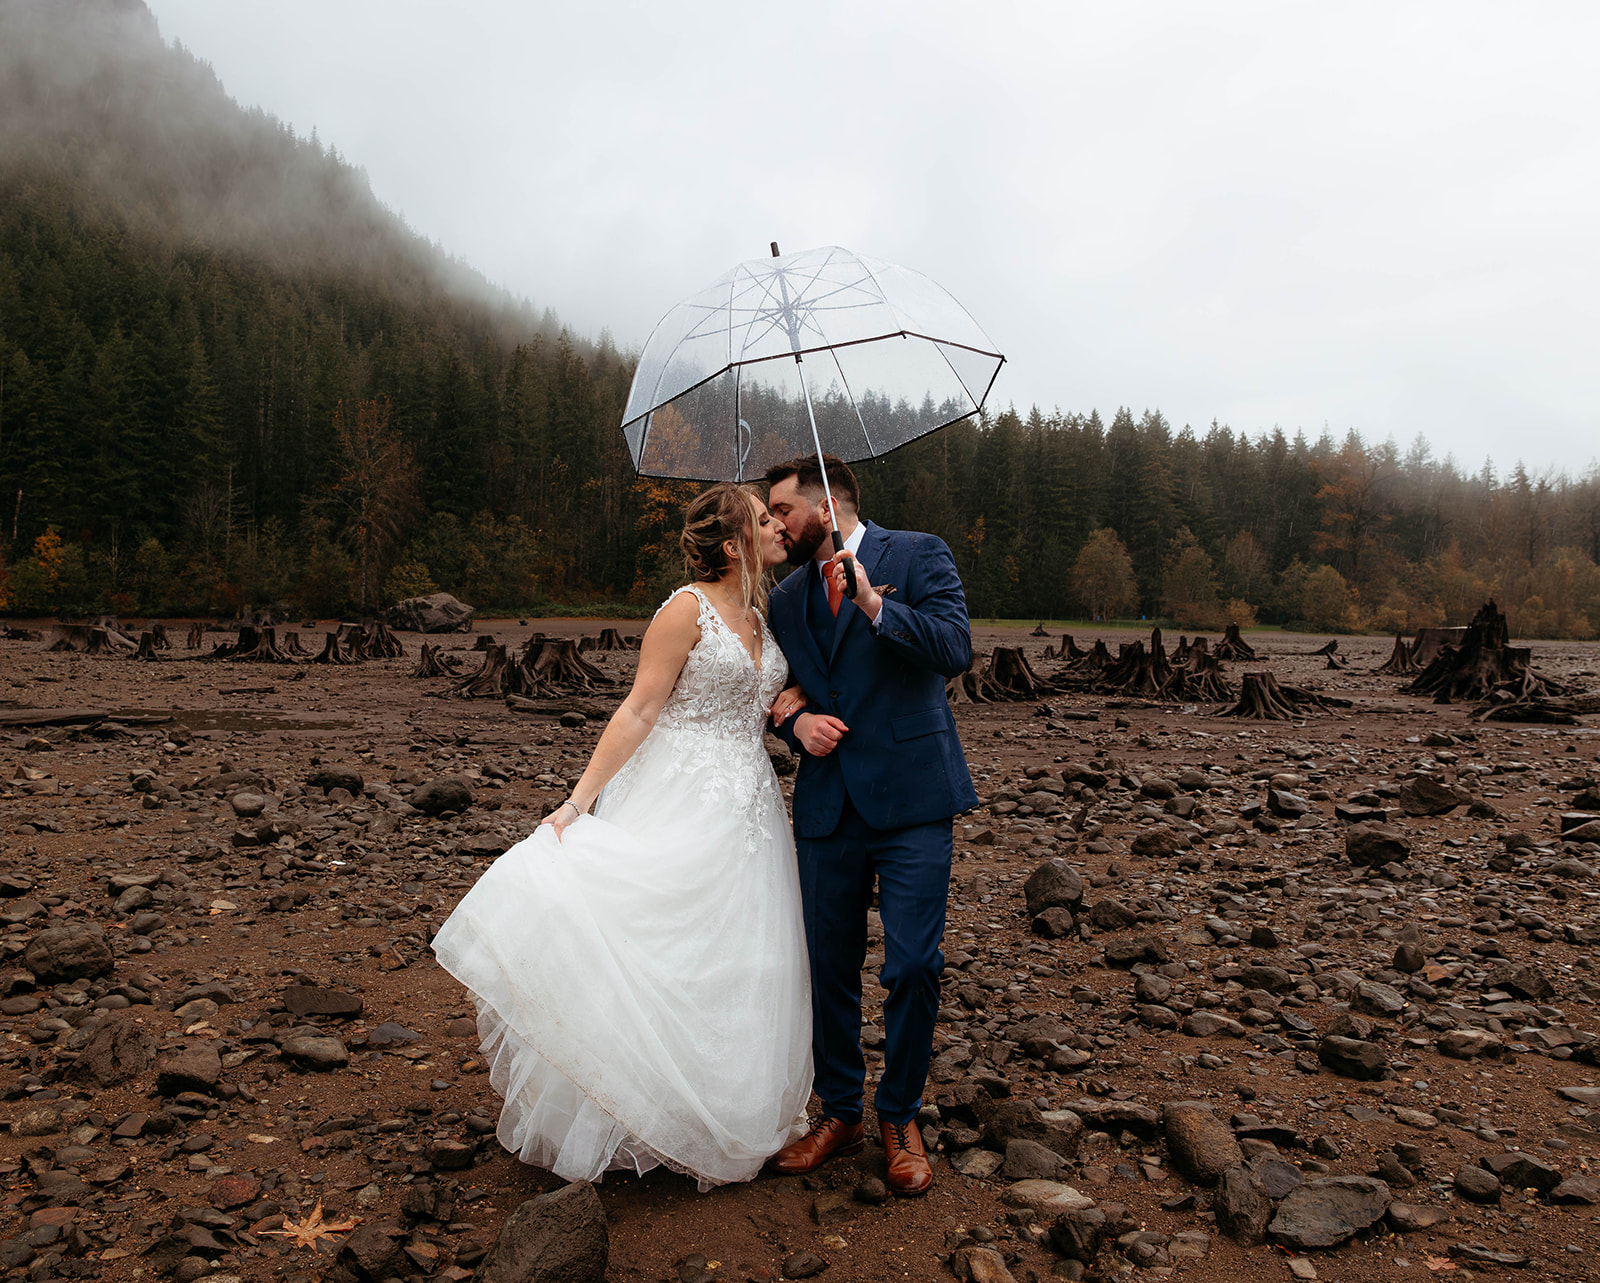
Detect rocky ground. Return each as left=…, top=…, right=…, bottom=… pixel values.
left=2, top=619, right=1600, bottom=1283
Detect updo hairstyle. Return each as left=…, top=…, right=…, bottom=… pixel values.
left=681, top=482, right=764, bottom=612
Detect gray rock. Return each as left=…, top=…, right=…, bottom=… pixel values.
left=1011, top=1015, right=1074, bottom=1057
left=1398, top=776, right=1464, bottom=816
left=1484, top=962, right=1555, bottom=1001
left=1001, top=1138, right=1067, bottom=1181
left=1050, top=1207, right=1109, bottom=1263
left=156, top=1045, right=222, bottom=1094
left=1182, top=1011, right=1247, bottom=1038
left=1023, top=859, right=1084, bottom=916
left=1214, top=1164, right=1271, bottom=1244
left=367, top=1022, right=421, bottom=1047
left=24, top=924, right=114, bottom=983
left=1103, top=936, right=1169, bottom=967
left=229, top=791, right=267, bottom=818
left=334, top=1223, right=406, bottom=1280
left=280, top=1035, right=349, bottom=1071
left=113, top=884, right=153, bottom=914
left=68, top=1013, right=157, bottom=1087
left=1317, top=1036, right=1388, bottom=1080
left=1088, top=899, right=1138, bottom=930
left=1392, top=943, right=1425, bottom=973
left=1131, top=827, right=1185, bottom=858
left=283, top=985, right=364, bottom=1018
left=1237, top=965, right=1296, bottom=994
left=1267, top=789, right=1310, bottom=819
left=1481, top=1151, right=1562, bottom=1193
left=12, top=1105, right=63, bottom=1136
left=1453, top=1166, right=1501, bottom=1204
left=1268, top=1176, right=1391, bottom=1249
left=1351, top=980, right=1407, bottom=1016
left=1346, top=823, right=1412, bottom=866
left=1438, top=1029, right=1499, bottom=1059
left=387, top=591, right=475, bottom=634
left=1163, top=1103, right=1243, bottom=1186
left=307, top=766, right=365, bottom=797
left=1031, top=907, right=1076, bottom=938
left=951, top=1245, right=1016, bottom=1283
left=411, top=777, right=474, bottom=816
left=1249, top=1157, right=1305, bottom=1200
left=1550, top=1175, right=1600, bottom=1204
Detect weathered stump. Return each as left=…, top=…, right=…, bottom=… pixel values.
left=1411, top=626, right=1469, bottom=668
left=987, top=647, right=1051, bottom=699
left=1214, top=623, right=1257, bottom=662
left=946, top=653, right=1001, bottom=704
left=284, top=630, right=311, bottom=657
left=1408, top=601, right=1562, bottom=704
left=149, top=623, right=173, bottom=649
left=453, top=644, right=512, bottom=698
left=134, top=631, right=162, bottom=661
left=1099, top=628, right=1174, bottom=696
left=1030, top=622, right=1050, bottom=637
left=1376, top=634, right=1417, bottom=675
left=186, top=622, right=204, bottom=649
left=412, top=642, right=461, bottom=678
left=520, top=639, right=612, bottom=695
left=1070, top=639, right=1113, bottom=673
left=1219, top=671, right=1339, bottom=719
left=313, top=632, right=355, bottom=665
left=229, top=626, right=293, bottom=663
left=1042, top=633, right=1087, bottom=662
left=1162, top=650, right=1235, bottom=702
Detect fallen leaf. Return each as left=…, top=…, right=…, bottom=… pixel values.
left=260, top=1200, right=359, bottom=1251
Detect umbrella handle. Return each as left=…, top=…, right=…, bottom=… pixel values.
left=831, top=529, right=858, bottom=599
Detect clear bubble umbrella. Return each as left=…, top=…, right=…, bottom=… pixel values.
left=620, top=243, right=1005, bottom=592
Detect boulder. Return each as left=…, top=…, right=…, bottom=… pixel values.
left=1023, top=859, right=1084, bottom=916
left=156, top=1045, right=222, bottom=1095
left=410, top=777, right=475, bottom=817
left=481, top=1181, right=608, bottom=1283
left=68, top=1014, right=157, bottom=1087
left=1453, top=1166, right=1501, bottom=1204
left=1481, top=1151, right=1562, bottom=1194
left=1213, top=1164, right=1271, bottom=1244
left=281, top=1035, right=349, bottom=1071
left=1317, top=1036, right=1388, bottom=1080
left=1484, top=962, right=1555, bottom=1001
left=1268, top=1176, right=1391, bottom=1249
left=1398, top=776, right=1464, bottom=816
left=1162, top=1103, right=1243, bottom=1186
left=24, top=924, right=113, bottom=983
left=307, top=767, right=365, bottom=797
left=1345, top=823, right=1412, bottom=866
left=386, top=592, right=474, bottom=634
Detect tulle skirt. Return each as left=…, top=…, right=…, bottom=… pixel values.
left=431, top=732, right=812, bottom=1189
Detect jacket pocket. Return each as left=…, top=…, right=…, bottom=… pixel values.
left=891, top=708, right=947, bottom=742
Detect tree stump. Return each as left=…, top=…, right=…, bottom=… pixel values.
left=347, top=621, right=404, bottom=660
left=186, top=622, right=204, bottom=649
left=946, top=653, right=1001, bottom=704
left=1161, top=649, right=1235, bottom=702
left=1219, top=671, right=1339, bottom=719
left=453, top=644, right=512, bottom=698
left=149, top=623, right=172, bottom=649
left=134, top=631, right=162, bottom=661
left=1376, top=634, right=1417, bottom=675
left=1172, top=635, right=1193, bottom=664
left=1311, top=639, right=1338, bottom=656
left=519, top=639, right=612, bottom=695
left=1410, top=626, right=1468, bottom=668
left=1099, top=629, right=1174, bottom=696
left=1070, top=639, right=1113, bottom=673
left=412, top=642, right=461, bottom=678
left=1214, top=623, right=1257, bottom=662
left=229, top=626, right=293, bottom=663
left=987, top=647, right=1051, bottom=699
left=284, top=631, right=311, bottom=657
left=1042, top=633, right=1087, bottom=662
left=1407, top=601, right=1562, bottom=705
left=473, top=635, right=498, bottom=652
left=1030, top=622, right=1050, bottom=637
left=313, top=632, right=355, bottom=665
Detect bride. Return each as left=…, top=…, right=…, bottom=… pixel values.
left=431, top=482, right=813, bottom=1190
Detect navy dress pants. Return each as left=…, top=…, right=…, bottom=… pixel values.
left=795, top=795, right=952, bottom=1126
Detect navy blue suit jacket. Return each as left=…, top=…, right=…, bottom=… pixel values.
left=769, top=521, right=980, bottom=839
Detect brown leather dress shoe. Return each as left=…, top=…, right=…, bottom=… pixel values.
left=881, top=1118, right=933, bottom=1196
left=768, top=1117, right=865, bottom=1175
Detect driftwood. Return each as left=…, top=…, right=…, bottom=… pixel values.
left=412, top=642, right=462, bottom=678
left=1376, top=634, right=1417, bottom=675
left=1213, top=623, right=1256, bottom=662
left=313, top=631, right=356, bottom=665
left=1219, top=671, right=1344, bottom=719
left=1030, top=623, right=1050, bottom=637
left=186, top=622, right=204, bottom=649
left=0, top=626, right=43, bottom=640
left=1407, top=601, right=1564, bottom=705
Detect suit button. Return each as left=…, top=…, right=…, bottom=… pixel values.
left=830, top=691, right=840, bottom=699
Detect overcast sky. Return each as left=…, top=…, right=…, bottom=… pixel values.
left=142, top=1, right=1598, bottom=476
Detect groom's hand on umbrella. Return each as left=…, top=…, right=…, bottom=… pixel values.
left=795, top=712, right=848, bottom=757
left=827, top=552, right=881, bottom=620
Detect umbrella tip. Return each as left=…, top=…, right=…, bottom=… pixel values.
left=770, top=241, right=780, bottom=258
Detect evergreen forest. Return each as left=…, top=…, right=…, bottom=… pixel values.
left=3, top=0, right=1598, bottom=635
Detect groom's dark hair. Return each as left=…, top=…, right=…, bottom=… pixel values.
left=764, top=453, right=859, bottom=512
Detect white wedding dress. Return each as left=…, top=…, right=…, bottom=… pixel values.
left=431, top=586, right=812, bottom=1190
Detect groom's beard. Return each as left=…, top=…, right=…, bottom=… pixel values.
left=784, top=513, right=829, bottom=565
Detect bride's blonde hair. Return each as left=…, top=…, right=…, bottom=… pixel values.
left=681, top=482, right=768, bottom=613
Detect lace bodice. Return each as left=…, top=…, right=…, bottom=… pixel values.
left=600, top=586, right=789, bottom=825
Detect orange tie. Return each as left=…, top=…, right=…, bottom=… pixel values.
left=827, top=565, right=843, bottom=616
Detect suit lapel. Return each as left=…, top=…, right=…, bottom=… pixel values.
left=777, top=569, right=826, bottom=675
left=827, top=522, right=887, bottom=665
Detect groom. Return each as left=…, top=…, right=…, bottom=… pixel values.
left=763, top=453, right=978, bottom=1196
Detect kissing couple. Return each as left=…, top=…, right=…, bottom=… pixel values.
left=432, top=453, right=978, bottom=1196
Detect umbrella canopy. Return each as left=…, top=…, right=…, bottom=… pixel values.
left=621, top=245, right=1004, bottom=482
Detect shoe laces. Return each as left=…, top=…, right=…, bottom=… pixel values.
left=887, top=1121, right=913, bottom=1152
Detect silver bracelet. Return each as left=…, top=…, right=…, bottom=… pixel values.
left=559, top=798, right=583, bottom=815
